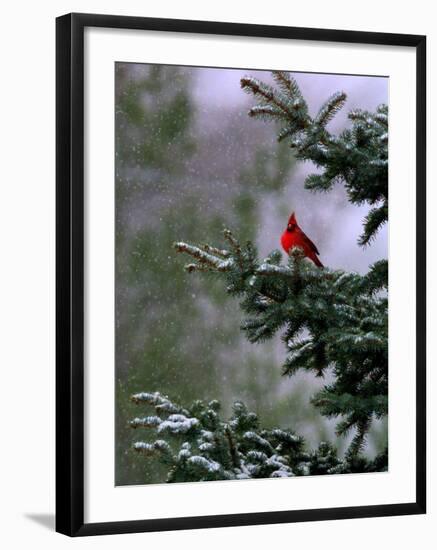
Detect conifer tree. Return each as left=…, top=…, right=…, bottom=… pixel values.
left=129, top=71, right=388, bottom=480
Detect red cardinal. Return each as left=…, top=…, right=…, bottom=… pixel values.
left=281, top=212, right=324, bottom=268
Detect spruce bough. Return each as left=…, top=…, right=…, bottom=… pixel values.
left=129, top=72, right=388, bottom=481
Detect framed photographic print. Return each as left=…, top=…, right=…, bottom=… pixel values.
left=56, top=13, right=426, bottom=536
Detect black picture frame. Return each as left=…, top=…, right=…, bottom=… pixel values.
left=56, top=12, right=426, bottom=537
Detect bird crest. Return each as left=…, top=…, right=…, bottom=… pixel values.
left=288, top=212, right=297, bottom=226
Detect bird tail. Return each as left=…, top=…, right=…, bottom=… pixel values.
left=313, top=255, right=324, bottom=268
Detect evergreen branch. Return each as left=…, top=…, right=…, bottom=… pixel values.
left=348, top=109, right=370, bottom=122
left=347, top=417, right=372, bottom=457
left=200, top=243, right=230, bottom=258
left=359, top=202, right=388, bottom=246
left=362, top=260, right=388, bottom=293
left=174, top=241, right=233, bottom=271
left=256, top=263, right=294, bottom=278
left=248, top=105, right=289, bottom=121
left=314, top=91, right=347, bottom=127
left=375, top=113, right=388, bottom=127
left=223, top=228, right=241, bottom=253
left=185, top=263, right=214, bottom=273
left=241, top=77, right=293, bottom=116
left=272, top=71, right=303, bottom=100
left=133, top=440, right=174, bottom=462
left=304, top=173, right=335, bottom=192
left=130, top=415, right=162, bottom=429
left=130, top=391, right=188, bottom=415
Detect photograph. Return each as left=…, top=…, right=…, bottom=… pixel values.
left=0, top=2, right=430, bottom=545
left=115, top=63, right=389, bottom=486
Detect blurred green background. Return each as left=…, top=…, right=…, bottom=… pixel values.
left=115, top=63, right=388, bottom=486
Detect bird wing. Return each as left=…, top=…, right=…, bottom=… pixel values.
left=299, top=229, right=320, bottom=255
